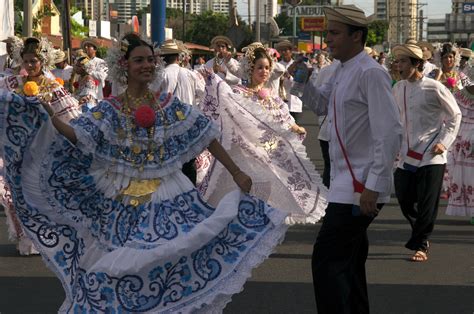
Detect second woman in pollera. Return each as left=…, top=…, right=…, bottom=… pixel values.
left=197, top=44, right=328, bottom=224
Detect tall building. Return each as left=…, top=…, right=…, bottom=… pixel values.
left=167, top=0, right=204, bottom=14
left=426, top=18, right=449, bottom=43
left=374, top=0, right=388, bottom=20
left=388, top=0, right=419, bottom=44
left=201, top=0, right=230, bottom=13
left=446, top=0, right=474, bottom=45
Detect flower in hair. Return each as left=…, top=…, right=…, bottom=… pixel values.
left=135, top=105, right=156, bottom=128
left=23, top=81, right=39, bottom=96
left=55, top=77, right=64, bottom=86
left=121, top=39, right=130, bottom=53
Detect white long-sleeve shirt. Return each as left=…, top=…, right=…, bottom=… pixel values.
left=280, top=59, right=303, bottom=113
left=302, top=50, right=402, bottom=204
left=392, top=77, right=461, bottom=168
left=205, top=57, right=240, bottom=85
left=153, top=63, right=199, bottom=105
left=87, top=57, right=108, bottom=100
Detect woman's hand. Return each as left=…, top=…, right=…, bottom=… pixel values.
left=291, top=124, right=306, bottom=135
left=232, top=170, right=252, bottom=193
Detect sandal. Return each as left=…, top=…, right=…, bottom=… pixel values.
left=410, top=250, right=428, bottom=262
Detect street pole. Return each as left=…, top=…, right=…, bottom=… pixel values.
left=182, top=0, right=186, bottom=41
left=151, top=0, right=166, bottom=45
left=23, top=0, right=32, bottom=37
left=256, top=0, right=261, bottom=41
left=292, top=6, right=297, bottom=44
left=62, top=0, right=72, bottom=62
left=97, top=0, right=103, bottom=38
left=248, top=0, right=252, bottom=31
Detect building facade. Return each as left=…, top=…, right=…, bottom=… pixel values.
left=426, top=18, right=450, bottom=43
left=446, top=0, right=474, bottom=46
left=374, top=0, right=388, bottom=20
left=387, top=0, right=419, bottom=44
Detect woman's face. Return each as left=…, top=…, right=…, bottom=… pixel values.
left=251, top=57, right=271, bottom=86
left=441, top=53, right=455, bottom=70
left=127, top=45, right=156, bottom=84
left=22, top=53, right=42, bottom=77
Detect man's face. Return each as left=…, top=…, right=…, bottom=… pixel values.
left=214, top=41, right=227, bottom=57
left=325, top=21, right=358, bottom=61
left=397, top=55, right=417, bottom=80
left=84, top=44, right=96, bottom=58
left=279, top=48, right=292, bottom=61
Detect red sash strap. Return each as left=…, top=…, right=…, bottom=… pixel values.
left=333, top=96, right=364, bottom=193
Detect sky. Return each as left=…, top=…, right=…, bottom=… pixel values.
left=237, top=0, right=452, bottom=20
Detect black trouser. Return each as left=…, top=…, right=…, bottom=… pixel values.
left=319, top=140, right=330, bottom=188
left=182, top=158, right=197, bottom=186
left=394, top=164, right=445, bottom=252
left=312, top=202, right=382, bottom=314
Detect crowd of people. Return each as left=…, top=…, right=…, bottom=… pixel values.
left=0, top=3, right=472, bottom=313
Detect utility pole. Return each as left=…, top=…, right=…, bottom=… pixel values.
left=151, top=0, right=166, bottom=45
left=248, top=0, right=252, bottom=31
left=23, top=0, right=33, bottom=37
left=256, top=0, right=261, bottom=41
left=97, top=0, right=103, bottom=37
left=182, top=0, right=186, bottom=41
left=62, top=0, right=72, bottom=62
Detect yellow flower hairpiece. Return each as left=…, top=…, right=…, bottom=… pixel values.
left=23, top=81, right=39, bottom=96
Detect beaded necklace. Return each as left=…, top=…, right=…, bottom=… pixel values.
left=116, top=90, right=169, bottom=172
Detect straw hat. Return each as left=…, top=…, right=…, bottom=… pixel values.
left=159, top=40, right=182, bottom=55
left=81, top=38, right=98, bottom=50
left=323, top=5, right=368, bottom=27
left=392, top=44, right=423, bottom=60
left=422, top=50, right=432, bottom=61
left=275, top=40, right=293, bottom=51
left=210, top=36, right=233, bottom=49
left=54, top=50, right=68, bottom=64
left=364, top=46, right=373, bottom=56
left=405, top=38, right=417, bottom=45
left=459, top=48, right=472, bottom=59
left=417, top=41, right=434, bottom=53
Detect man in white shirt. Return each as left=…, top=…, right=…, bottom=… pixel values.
left=458, top=47, right=473, bottom=80
left=303, top=6, right=402, bottom=313
left=421, top=49, right=438, bottom=77
left=275, top=40, right=303, bottom=119
left=392, top=43, right=461, bottom=262
left=205, top=36, right=240, bottom=85
left=81, top=38, right=108, bottom=100
left=155, top=40, right=205, bottom=184
left=51, top=50, right=73, bottom=88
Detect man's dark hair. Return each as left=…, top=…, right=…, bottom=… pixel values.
left=347, top=25, right=368, bottom=46
left=410, top=57, right=424, bottom=72
left=163, top=54, right=179, bottom=64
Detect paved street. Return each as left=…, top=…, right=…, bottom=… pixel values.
left=0, top=109, right=473, bottom=313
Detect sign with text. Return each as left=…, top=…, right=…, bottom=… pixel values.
left=287, top=5, right=325, bottom=17
left=89, top=20, right=97, bottom=37
left=463, top=3, right=474, bottom=13
left=301, top=17, right=325, bottom=32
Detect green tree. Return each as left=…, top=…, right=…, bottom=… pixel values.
left=274, top=12, right=300, bottom=36
left=185, top=11, right=229, bottom=46
left=70, top=6, right=89, bottom=38
left=367, top=20, right=388, bottom=46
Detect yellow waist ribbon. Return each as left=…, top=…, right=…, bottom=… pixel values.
left=119, top=178, right=161, bottom=207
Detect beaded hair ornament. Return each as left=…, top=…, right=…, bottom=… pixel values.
left=240, top=42, right=274, bottom=82
left=105, top=36, right=164, bottom=91
left=16, top=37, right=57, bottom=71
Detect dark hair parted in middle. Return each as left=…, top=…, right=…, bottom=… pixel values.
left=122, top=33, right=154, bottom=60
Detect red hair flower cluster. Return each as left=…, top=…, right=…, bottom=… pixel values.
left=134, top=105, right=156, bottom=128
